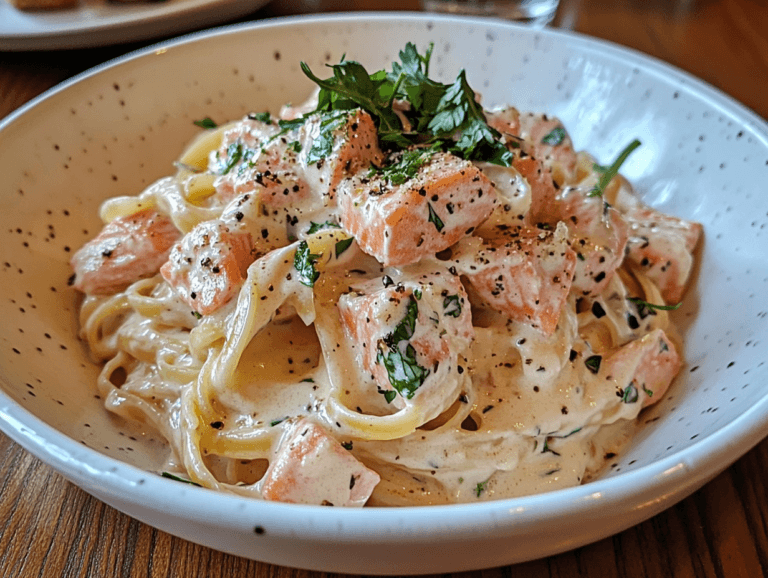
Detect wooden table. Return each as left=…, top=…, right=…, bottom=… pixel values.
left=1, top=0, right=767, bottom=576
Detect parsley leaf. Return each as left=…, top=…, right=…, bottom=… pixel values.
left=371, top=146, right=438, bottom=185
left=335, top=237, right=354, bottom=258
left=443, top=294, right=462, bottom=317
left=384, top=295, right=418, bottom=347
left=377, top=296, right=430, bottom=399
left=642, top=384, right=653, bottom=397
left=387, top=42, right=444, bottom=116
left=270, top=417, right=287, bottom=426
left=377, top=386, right=398, bottom=403
left=475, top=479, right=488, bottom=497
left=427, top=202, right=445, bottom=232
left=294, top=241, right=321, bottom=287
left=249, top=111, right=272, bottom=124
left=300, top=44, right=513, bottom=165
left=541, top=126, right=566, bottom=145
left=305, top=110, right=351, bottom=164
left=307, top=221, right=341, bottom=234
left=215, top=142, right=244, bottom=175
left=428, top=70, right=512, bottom=165
left=193, top=117, right=217, bottom=129
left=589, top=139, right=641, bottom=197
left=584, top=355, right=602, bottom=374
left=622, top=383, right=639, bottom=403
left=301, top=60, right=407, bottom=146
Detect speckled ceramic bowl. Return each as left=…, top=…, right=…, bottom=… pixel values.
left=1, top=13, right=767, bottom=575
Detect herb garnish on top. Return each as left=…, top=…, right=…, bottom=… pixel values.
left=300, top=43, right=513, bottom=167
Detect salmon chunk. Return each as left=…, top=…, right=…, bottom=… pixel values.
left=453, top=222, right=576, bottom=334
left=338, top=150, right=496, bottom=267
left=71, top=209, right=180, bottom=295
left=560, top=190, right=629, bottom=297
left=517, top=112, right=578, bottom=182
left=338, top=271, right=473, bottom=404
left=621, top=205, right=702, bottom=304
left=261, top=420, right=380, bottom=506
left=160, top=220, right=254, bottom=315
left=488, top=107, right=578, bottom=183
left=602, top=328, right=681, bottom=407
left=213, top=117, right=311, bottom=208
left=300, top=109, right=384, bottom=200
left=513, top=154, right=560, bottom=227
left=486, top=106, right=521, bottom=137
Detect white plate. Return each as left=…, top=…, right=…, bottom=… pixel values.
left=1, top=13, right=768, bottom=575
left=0, top=0, right=269, bottom=50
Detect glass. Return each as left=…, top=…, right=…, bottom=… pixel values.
left=420, top=0, right=560, bottom=26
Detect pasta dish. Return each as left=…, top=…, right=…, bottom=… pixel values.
left=70, top=44, right=701, bottom=506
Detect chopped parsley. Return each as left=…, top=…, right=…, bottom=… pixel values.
left=370, top=146, right=438, bottom=185
left=305, top=109, right=351, bottom=164
left=376, top=296, right=430, bottom=399
left=249, top=111, right=272, bottom=124
left=443, top=294, right=462, bottom=317
left=300, top=378, right=315, bottom=383
left=270, top=417, right=287, bottom=426
left=217, top=142, right=245, bottom=175
left=621, top=383, right=639, bottom=404
left=341, top=441, right=354, bottom=450
left=335, top=237, right=354, bottom=258
left=642, top=384, right=654, bottom=397
left=475, top=479, right=488, bottom=497
left=191, top=311, right=202, bottom=319
left=294, top=241, right=321, bottom=287
left=378, top=387, right=397, bottom=404
left=288, top=140, right=302, bottom=153
left=413, top=288, right=422, bottom=300
left=307, top=220, right=341, bottom=234
left=193, top=117, right=217, bottom=129
left=585, top=355, right=602, bottom=374
left=161, top=472, right=201, bottom=486
left=589, top=139, right=642, bottom=197
left=427, top=202, right=445, bottom=232
left=541, top=126, right=566, bottom=146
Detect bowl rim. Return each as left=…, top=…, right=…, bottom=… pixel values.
left=2, top=10, right=768, bottom=544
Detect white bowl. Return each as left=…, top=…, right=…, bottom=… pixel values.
left=1, top=13, right=767, bottom=575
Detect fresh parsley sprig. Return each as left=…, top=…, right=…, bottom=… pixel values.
left=300, top=43, right=513, bottom=167
left=428, top=70, right=512, bottom=165
left=589, top=139, right=641, bottom=197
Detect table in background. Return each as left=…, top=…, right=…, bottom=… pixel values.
left=1, top=1, right=767, bottom=576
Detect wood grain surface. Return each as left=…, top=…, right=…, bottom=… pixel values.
left=1, top=0, right=767, bottom=576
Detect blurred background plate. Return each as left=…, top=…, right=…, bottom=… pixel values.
left=0, top=0, right=270, bottom=51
